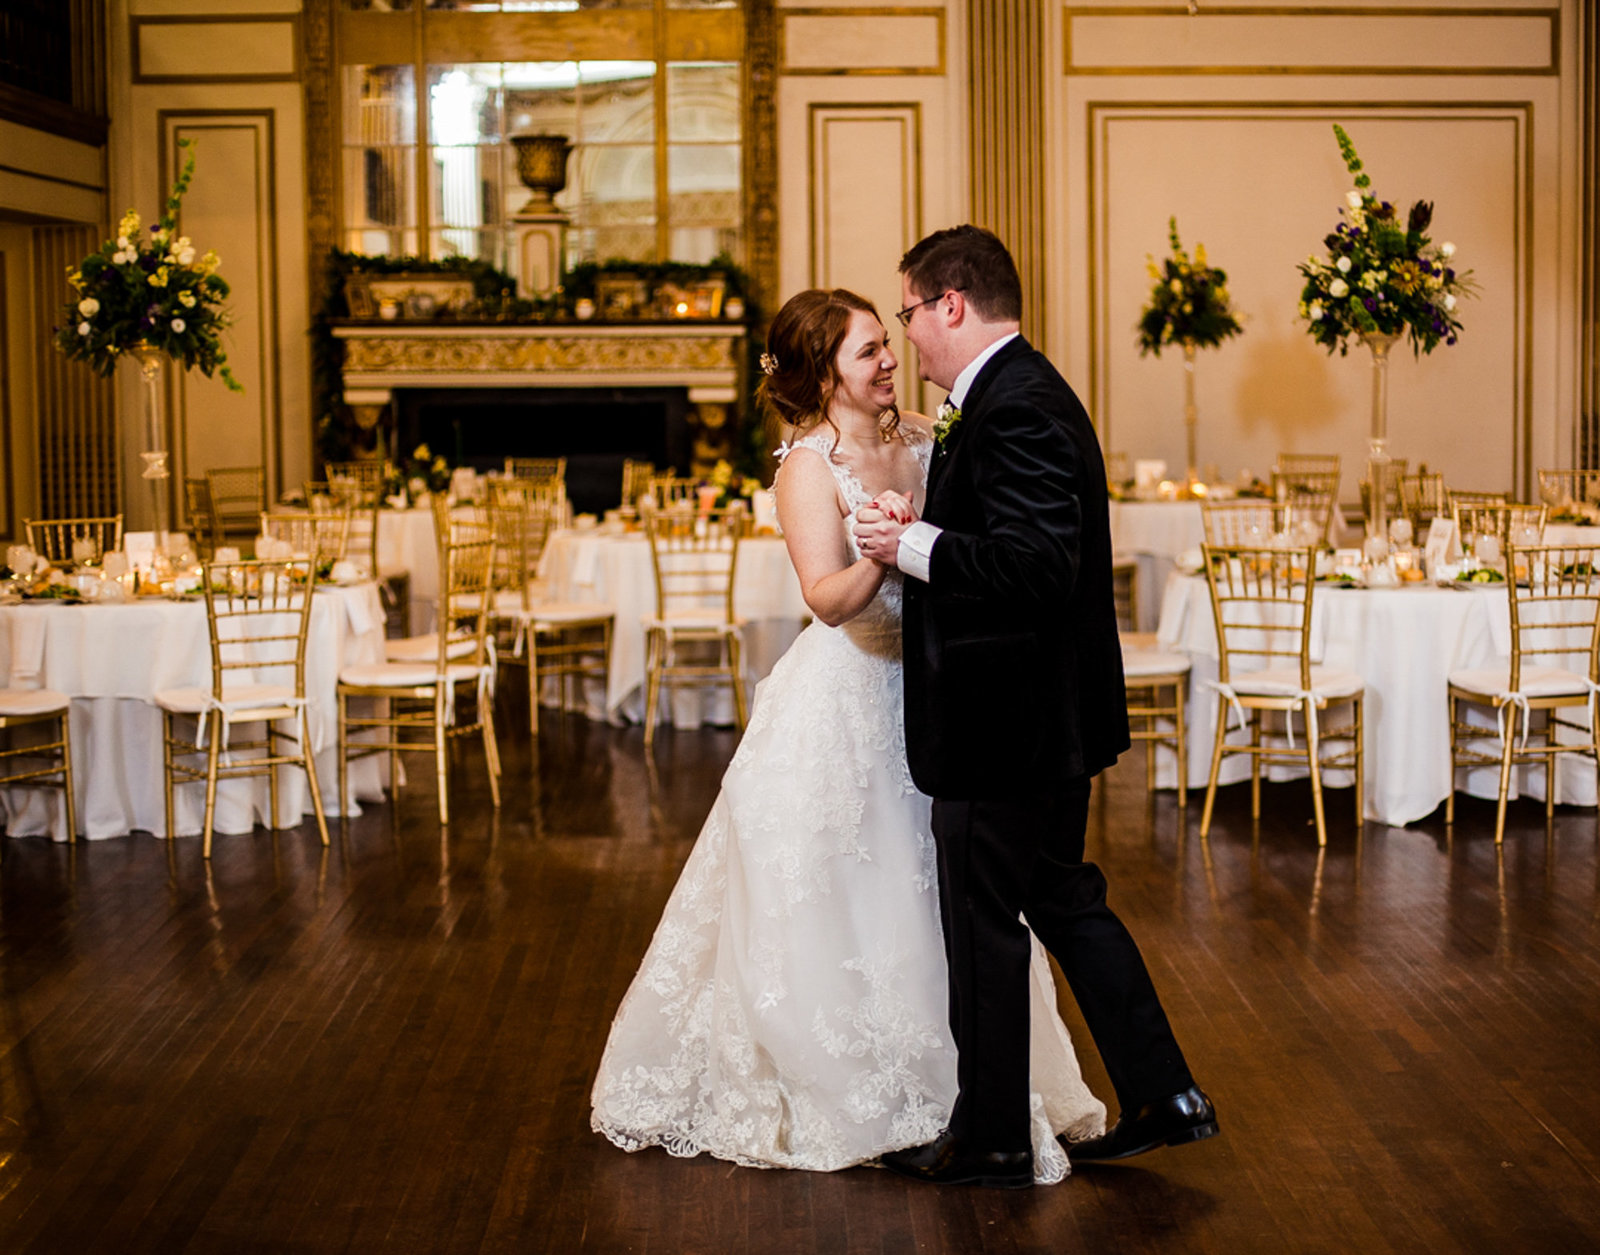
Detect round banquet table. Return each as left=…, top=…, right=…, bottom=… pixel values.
left=1155, top=572, right=1599, bottom=827
left=377, top=507, right=440, bottom=634
left=539, top=528, right=809, bottom=727
left=0, top=583, right=389, bottom=842
left=1108, top=500, right=1204, bottom=632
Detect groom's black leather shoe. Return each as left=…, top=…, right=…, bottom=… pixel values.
left=881, top=1131, right=1033, bottom=1189
left=1064, top=1086, right=1219, bottom=1163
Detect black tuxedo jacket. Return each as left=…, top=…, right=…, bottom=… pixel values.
left=903, top=336, right=1129, bottom=798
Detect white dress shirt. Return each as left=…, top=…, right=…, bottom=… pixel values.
left=894, top=332, right=1020, bottom=582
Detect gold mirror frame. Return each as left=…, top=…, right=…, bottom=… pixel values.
left=300, top=0, right=777, bottom=326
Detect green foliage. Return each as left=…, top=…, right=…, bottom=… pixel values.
left=1136, top=218, right=1243, bottom=357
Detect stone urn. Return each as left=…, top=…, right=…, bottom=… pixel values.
left=511, top=133, right=573, bottom=216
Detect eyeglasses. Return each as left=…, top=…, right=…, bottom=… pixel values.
left=894, top=290, right=962, bottom=328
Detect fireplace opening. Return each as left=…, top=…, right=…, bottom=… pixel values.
left=395, top=387, right=694, bottom=516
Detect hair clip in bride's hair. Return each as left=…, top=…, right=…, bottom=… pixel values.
left=759, top=352, right=779, bottom=376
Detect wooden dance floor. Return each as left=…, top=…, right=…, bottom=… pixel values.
left=0, top=713, right=1597, bottom=1253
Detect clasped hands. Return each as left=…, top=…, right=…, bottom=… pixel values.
left=854, top=491, right=917, bottom=565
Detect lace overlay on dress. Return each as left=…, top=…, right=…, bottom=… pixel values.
left=590, top=421, right=1104, bottom=1179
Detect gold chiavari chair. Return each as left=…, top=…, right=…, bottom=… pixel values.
left=1198, top=543, right=1365, bottom=847
left=487, top=481, right=614, bottom=734
left=153, top=557, right=330, bottom=857
left=1270, top=469, right=1340, bottom=543
left=1536, top=468, right=1600, bottom=514
left=1447, top=542, right=1600, bottom=843
left=336, top=533, right=501, bottom=825
left=23, top=515, right=123, bottom=564
left=382, top=501, right=490, bottom=664
left=1201, top=500, right=1284, bottom=547
left=0, top=687, right=77, bottom=842
left=205, top=466, right=267, bottom=551
left=1359, top=458, right=1408, bottom=525
left=1274, top=453, right=1340, bottom=479
left=642, top=505, right=750, bottom=750
left=1115, top=556, right=1190, bottom=806
left=184, top=476, right=220, bottom=559
left=504, top=457, right=567, bottom=496
left=1447, top=488, right=1509, bottom=514
left=1451, top=501, right=1547, bottom=550
left=648, top=474, right=699, bottom=507
left=1398, top=472, right=1448, bottom=534
left=621, top=458, right=656, bottom=509
left=326, top=460, right=388, bottom=500
left=260, top=507, right=352, bottom=563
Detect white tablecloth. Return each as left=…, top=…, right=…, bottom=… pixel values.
left=1155, top=573, right=1599, bottom=827
left=377, top=507, right=439, bottom=634
left=0, top=584, right=389, bottom=842
left=539, top=530, right=809, bottom=726
left=1109, top=501, right=1204, bottom=632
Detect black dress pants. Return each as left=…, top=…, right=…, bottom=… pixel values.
left=932, top=775, right=1194, bottom=1151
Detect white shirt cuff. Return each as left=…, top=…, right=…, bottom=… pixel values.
left=897, top=521, right=942, bottom=582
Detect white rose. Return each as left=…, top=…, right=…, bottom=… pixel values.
left=77, top=297, right=99, bottom=316
left=171, top=317, right=187, bottom=333
left=1329, top=278, right=1350, bottom=298
left=77, top=321, right=91, bottom=336
left=1346, top=191, right=1363, bottom=209
left=1443, top=294, right=1456, bottom=312
left=1336, top=256, right=1352, bottom=274
left=116, top=236, right=129, bottom=249
left=1440, top=242, right=1456, bottom=259
left=178, top=247, right=196, bottom=266
left=1309, top=302, right=1324, bottom=321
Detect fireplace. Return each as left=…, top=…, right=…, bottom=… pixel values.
left=395, top=386, right=693, bottom=516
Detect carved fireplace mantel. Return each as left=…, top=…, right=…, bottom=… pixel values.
left=333, top=322, right=747, bottom=407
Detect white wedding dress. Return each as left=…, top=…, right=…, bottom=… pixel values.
left=591, top=427, right=1105, bottom=1181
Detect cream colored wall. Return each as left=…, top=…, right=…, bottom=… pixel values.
left=1052, top=1, right=1584, bottom=500
left=775, top=2, right=969, bottom=418
left=112, top=0, right=309, bottom=523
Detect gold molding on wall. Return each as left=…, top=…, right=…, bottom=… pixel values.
left=159, top=110, right=285, bottom=501
left=1580, top=3, right=1599, bottom=466
left=805, top=102, right=923, bottom=284
left=972, top=0, right=1049, bottom=348
left=1064, top=6, right=1560, bottom=77
left=1084, top=101, right=1536, bottom=496
left=0, top=251, right=11, bottom=540
left=132, top=16, right=302, bottom=85
left=746, top=0, right=781, bottom=322
left=781, top=7, right=947, bottom=76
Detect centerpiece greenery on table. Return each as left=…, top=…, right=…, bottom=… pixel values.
left=53, top=138, right=242, bottom=391
left=1296, top=124, right=1472, bottom=357
left=385, top=444, right=453, bottom=501
left=1136, top=217, right=1243, bottom=358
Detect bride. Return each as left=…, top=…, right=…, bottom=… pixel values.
left=590, top=288, right=1105, bottom=1183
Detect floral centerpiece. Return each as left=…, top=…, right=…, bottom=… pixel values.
left=1297, top=124, right=1471, bottom=356
left=1136, top=217, right=1243, bottom=357
left=53, top=139, right=241, bottom=389
left=707, top=459, right=762, bottom=509
left=1136, top=218, right=1242, bottom=493
left=385, top=443, right=453, bottom=501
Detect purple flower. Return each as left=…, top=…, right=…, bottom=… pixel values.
left=1363, top=298, right=1377, bottom=312
left=1444, top=268, right=1456, bottom=282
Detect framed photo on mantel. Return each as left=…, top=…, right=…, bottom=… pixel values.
left=344, top=272, right=476, bottom=320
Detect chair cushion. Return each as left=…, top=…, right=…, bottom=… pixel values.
left=643, top=613, right=745, bottom=632
left=153, top=683, right=298, bottom=714
left=1122, top=647, right=1191, bottom=678
left=384, top=633, right=476, bottom=662
left=339, top=661, right=489, bottom=689
left=1447, top=664, right=1595, bottom=700
left=530, top=601, right=614, bottom=626
left=0, top=688, right=71, bottom=717
left=1228, top=665, right=1364, bottom=701
left=1120, top=631, right=1161, bottom=652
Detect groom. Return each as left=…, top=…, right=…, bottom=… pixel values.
left=855, top=225, right=1216, bottom=1187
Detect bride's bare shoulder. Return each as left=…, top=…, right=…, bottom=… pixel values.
left=898, top=412, right=934, bottom=437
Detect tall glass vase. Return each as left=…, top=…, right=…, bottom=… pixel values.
left=127, top=343, right=172, bottom=564
left=1360, top=331, right=1400, bottom=553
left=1181, top=340, right=1199, bottom=492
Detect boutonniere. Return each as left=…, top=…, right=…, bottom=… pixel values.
left=933, top=399, right=962, bottom=448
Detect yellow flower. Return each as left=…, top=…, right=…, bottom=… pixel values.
left=1195, top=242, right=1208, bottom=266
left=178, top=290, right=197, bottom=308
left=413, top=443, right=431, bottom=461
left=148, top=267, right=170, bottom=288
left=201, top=250, right=220, bottom=273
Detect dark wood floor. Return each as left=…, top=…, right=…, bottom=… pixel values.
left=2, top=703, right=1599, bottom=1254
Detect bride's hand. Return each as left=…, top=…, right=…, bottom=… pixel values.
left=853, top=503, right=905, bottom=565
left=871, top=491, right=917, bottom=525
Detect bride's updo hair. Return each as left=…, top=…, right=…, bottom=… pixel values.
left=756, top=288, right=901, bottom=449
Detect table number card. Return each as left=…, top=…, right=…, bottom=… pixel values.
left=1425, top=518, right=1458, bottom=571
